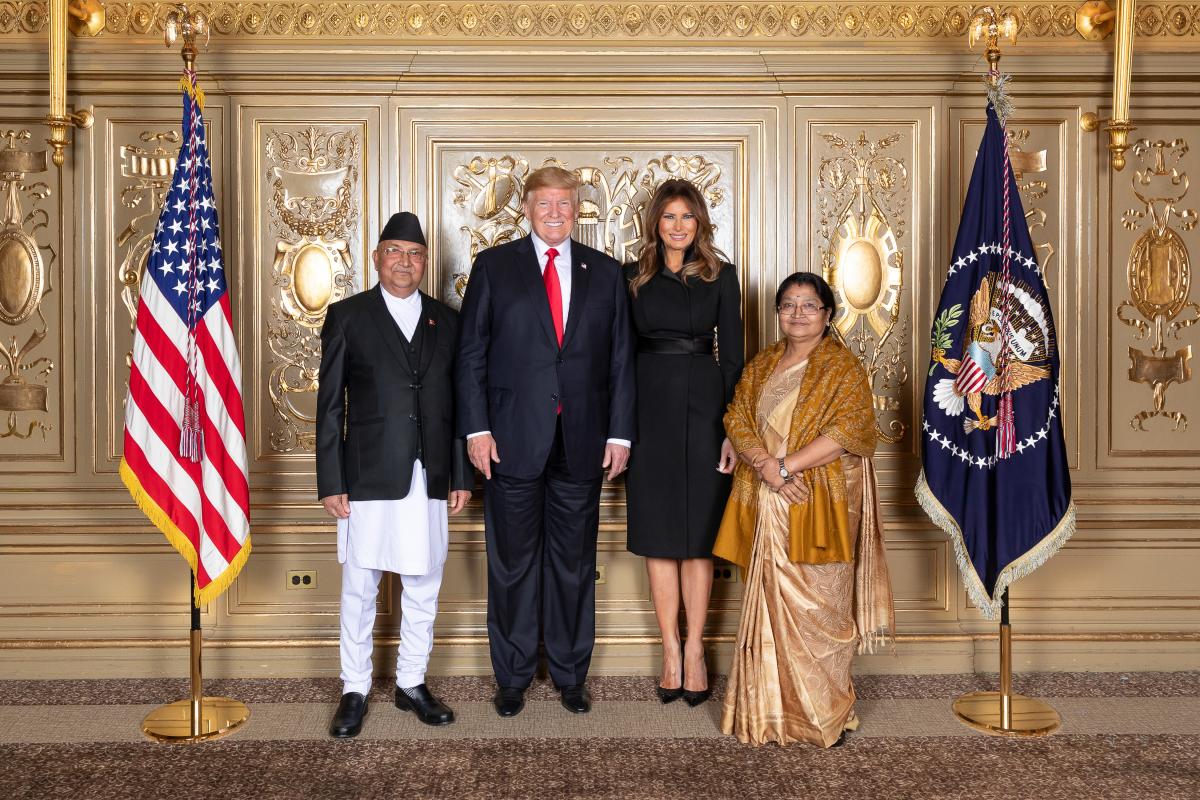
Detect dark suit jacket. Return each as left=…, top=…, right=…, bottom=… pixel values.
left=316, top=285, right=471, bottom=501
left=455, top=236, right=636, bottom=480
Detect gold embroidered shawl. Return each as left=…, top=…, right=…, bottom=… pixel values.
left=714, top=335, right=876, bottom=567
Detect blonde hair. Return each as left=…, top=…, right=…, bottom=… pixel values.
left=522, top=166, right=580, bottom=203
left=629, top=178, right=726, bottom=296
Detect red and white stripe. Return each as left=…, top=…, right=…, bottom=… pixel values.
left=123, top=275, right=249, bottom=596
left=953, top=357, right=989, bottom=396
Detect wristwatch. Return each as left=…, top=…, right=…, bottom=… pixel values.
left=778, top=458, right=794, bottom=483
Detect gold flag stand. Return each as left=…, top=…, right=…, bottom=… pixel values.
left=141, top=7, right=248, bottom=743
left=952, top=589, right=1061, bottom=737
left=951, top=10, right=1062, bottom=739
left=141, top=574, right=250, bottom=743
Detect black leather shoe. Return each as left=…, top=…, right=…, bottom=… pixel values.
left=329, top=692, right=368, bottom=738
left=493, top=687, right=526, bottom=718
left=682, top=687, right=712, bottom=707
left=395, top=684, right=455, bottom=726
left=558, top=684, right=592, bottom=714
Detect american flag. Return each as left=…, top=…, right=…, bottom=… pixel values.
left=120, top=71, right=251, bottom=605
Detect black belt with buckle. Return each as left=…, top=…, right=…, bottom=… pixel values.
left=637, top=336, right=715, bottom=356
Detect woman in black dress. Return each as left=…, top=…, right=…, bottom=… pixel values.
left=625, top=179, right=744, bottom=705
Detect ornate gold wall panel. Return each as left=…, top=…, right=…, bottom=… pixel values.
left=798, top=106, right=928, bottom=468
left=1117, top=138, right=1198, bottom=432
left=0, top=113, right=64, bottom=466
left=1105, top=115, right=1200, bottom=463
left=244, top=107, right=376, bottom=469
left=5, top=2, right=1200, bottom=42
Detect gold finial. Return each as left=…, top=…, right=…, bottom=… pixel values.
left=163, top=4, right=210, bottom=72
left=969, top=6, right=1019, bottom=85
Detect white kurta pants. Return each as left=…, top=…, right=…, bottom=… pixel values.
left=337, top=461, right=448, bottom=694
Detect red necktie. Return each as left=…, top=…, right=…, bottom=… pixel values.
left=543, top=248, right=564, bottom=346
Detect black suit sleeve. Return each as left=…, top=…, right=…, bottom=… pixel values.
left=717, top=264, right=745, bottom=407
left=608, top=261, right=637, bottom=442
left=315, top=303, right=348, bottom=499
left=454, top=252, right=492, bottom=438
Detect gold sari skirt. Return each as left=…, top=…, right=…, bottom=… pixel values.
left=720, top=360, right=860, bottom=748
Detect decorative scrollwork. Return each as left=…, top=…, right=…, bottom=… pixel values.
left=0, top=129, right=54, bottom=441
left=6, top=3, right=1198, bottom=42
left=1117, top=138, right=1199, bottom=431
left=816, top=130, right=908, bottom=443
left=264, top=126, right=359, bottom=452
left=1007, top=128, right=1055, bottom=278
left=117, top=130, right=180, bottom=334
left=450, top=152, right=725, bottom=303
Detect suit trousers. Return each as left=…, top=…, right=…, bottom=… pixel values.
left=484, top=420, right=602, bottom=688
left=339, top=561, right=444, bottom=695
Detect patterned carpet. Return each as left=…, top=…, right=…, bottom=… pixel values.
left=1, top=673, right=1197, bottom=799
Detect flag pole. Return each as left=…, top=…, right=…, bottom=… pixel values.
left=952, top=589, right=1061, bottom=737
left=139, top=5, right=250, bottom=743
left=946, top=10, right=1063, bottom=738
left=141, top=573, right=250, bottom=743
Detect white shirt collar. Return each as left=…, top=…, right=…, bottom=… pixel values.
left=530, top=232, right=571, bottom=266
left=380, top=286, right=422, bottom=311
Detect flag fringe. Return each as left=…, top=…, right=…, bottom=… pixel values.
left=915, top=470, right=1074, bottom=620
left=120, top=457, right=251, bottom=607
left=178, top=75, right=206, bottom=110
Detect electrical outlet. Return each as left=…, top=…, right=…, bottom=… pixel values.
left=713, top=564, right=738, bottom=583
left=286, top=569, right=317, bottom=590
left=594, top=564, right=607, bottom=585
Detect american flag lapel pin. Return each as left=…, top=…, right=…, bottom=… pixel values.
left=427, top=318, right=436, bottom=327
left=581, top=262, right=588, bottom=270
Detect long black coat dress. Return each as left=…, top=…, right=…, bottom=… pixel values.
left=623, top=261, right=744, bottom=558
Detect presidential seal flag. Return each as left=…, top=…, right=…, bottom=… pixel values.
left=119, top=69, right=251, bottom=605
left=916, top=103, right=1074, bottom=619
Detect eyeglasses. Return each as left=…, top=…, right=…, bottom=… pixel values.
left=777, top=301, right=825, bottom=316
left=380, top=246, right=427, bottom=263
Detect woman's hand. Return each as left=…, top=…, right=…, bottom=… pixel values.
left=739, top=446, right=770, bottom=470
left=716, top=438, right=737, bottom=474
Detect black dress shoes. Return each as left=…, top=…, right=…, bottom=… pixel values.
left=395, top=684, right=455, bottom=726
left=558, top=684, right=592, bottom=714
left=493, top=686, right=526, bottom=718
left=682, top=687, right=712, bottom=707
left=329, top=691, right=368, bottom=738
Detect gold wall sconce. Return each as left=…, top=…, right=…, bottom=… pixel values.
left=1077, top=0, right=1136, bottom=171
left=45, top=0, right=104, bottom=168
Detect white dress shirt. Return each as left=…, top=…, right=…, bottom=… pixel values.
left=381, top=284, right=423, bottom=341
left=468, top=235, right=629, bottom=449
left=530, top=232, right=573, bottom=324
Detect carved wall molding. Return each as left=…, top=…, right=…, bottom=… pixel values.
left=817, top=130, right=909, bottom=444
left=264, top=125, right=359, bottom=453
left=450, top=151, right=725, bottom=303
left=116, top=130, right=179, bottom=339
left=1117, top=137, right=1199, bottom=431
left=0, top=129, right=53, bottom=442
left=4, top=2, right=1200, bottom=42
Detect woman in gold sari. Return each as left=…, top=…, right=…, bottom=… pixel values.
left=714, top=272, right=894, bottom=748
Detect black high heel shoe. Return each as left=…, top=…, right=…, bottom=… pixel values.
left=682, top=651, right=711, bottom=706
left=656, top=657, right=683, bottom=704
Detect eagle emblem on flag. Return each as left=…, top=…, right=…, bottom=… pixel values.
left=930, top=274, right=1052, bottom=434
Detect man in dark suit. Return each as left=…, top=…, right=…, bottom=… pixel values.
left=455, top=166, right=636, bottom=717
left=316, top=212, right=472, bottom=737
